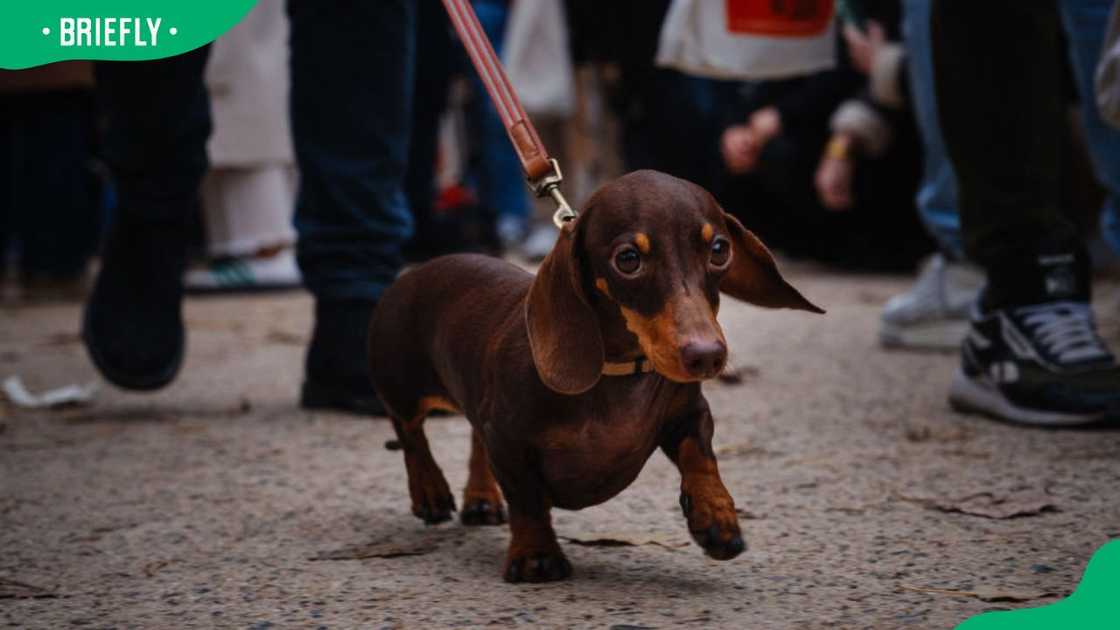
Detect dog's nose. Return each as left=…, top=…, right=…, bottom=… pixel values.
left=681, top=340, right=727, bottom=378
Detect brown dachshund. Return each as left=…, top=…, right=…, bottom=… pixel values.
left=369, top=170, right=823, bottom=583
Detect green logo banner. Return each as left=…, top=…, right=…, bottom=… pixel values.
left=958, top=539, right=1120, bottom=629
left=0, top=1, right=259, bottom=69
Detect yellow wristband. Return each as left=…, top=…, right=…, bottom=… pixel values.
left=826, top=135, right=852, bottom=160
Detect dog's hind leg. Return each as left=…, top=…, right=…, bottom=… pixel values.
left=460, top=427, right=506, bottom=526
left=390, top=395, right=458, bottom=524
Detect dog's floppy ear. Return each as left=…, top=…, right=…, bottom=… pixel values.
left=720, top=212, right=825, bottom=313
left=525, top=219, right=605, bottom=394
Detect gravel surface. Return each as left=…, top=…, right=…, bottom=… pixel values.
left=2, top=266, right=1118, bottom=629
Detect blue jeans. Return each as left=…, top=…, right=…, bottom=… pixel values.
left=902, top=0, right=964, bottom=259
left=905, top=0, right=1120, bottom=257
left=466, top=0, right=532, bottom=231
left=97, top=0, right=416, bottom=302
left=1060, top=0, right=1120, bottom=254
left=290, top=0, right=416, bottom=301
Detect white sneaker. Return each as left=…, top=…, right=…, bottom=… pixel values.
left=879, top=254, right=984, bottom=350
left=185, top=249, right=302, bottom=293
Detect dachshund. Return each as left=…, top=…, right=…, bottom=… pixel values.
left=369, top=170, right=823, bottom=583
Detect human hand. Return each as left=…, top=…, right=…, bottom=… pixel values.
left=721, top=124, right=761, bottom=174
left=748, top=107, right=782, bottom=145
left=815, top=140, right=855, bottom=211
left=843, top=21, right=886, bottom=75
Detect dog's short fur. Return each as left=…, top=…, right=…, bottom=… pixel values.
left=369, top=170, right=823, bottom=582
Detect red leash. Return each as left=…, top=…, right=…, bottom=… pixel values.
left=441, top=0, right=576, bottom=227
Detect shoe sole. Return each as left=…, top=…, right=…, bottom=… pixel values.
left=948, top=368, right=1108, bottom=427
left=81, top=304, right=184, bottom=391
left=880, top=319, right=969, bottom=351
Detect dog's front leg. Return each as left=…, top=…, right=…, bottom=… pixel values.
left=503, top=503, right=571, bottom=583
left=661, top=402, right=745, bottom=560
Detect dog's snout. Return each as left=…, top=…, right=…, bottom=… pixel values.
left=680, top=339, right=727, bottom=378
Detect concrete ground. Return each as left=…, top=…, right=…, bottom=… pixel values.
left=2, top=265, right=1118, bottom=629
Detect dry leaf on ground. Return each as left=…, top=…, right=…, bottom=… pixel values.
left=903, top=421, right=974, bottom=443
left=899, top=583, right=1055, bottom=603
left=265, top=330, right=306, bottom=346
left=898, top=489, right=1056, bottom=519
left=559, top=532, right=691, bottom=551
left=0, top=577, right=56, bottom=599
left=715, top=442, right=783, bottom=458
left=37, top=332, right=82, bottom=347
left=311, top=539, right=440, bottom=561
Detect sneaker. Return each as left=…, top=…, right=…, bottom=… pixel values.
left=949, top=300, right=1120, bottom=426
left=300, top=299, right=387, bottom=416
left=880, top=254, right=984, bottom=350
left=185, top=249, right=301, bottom=293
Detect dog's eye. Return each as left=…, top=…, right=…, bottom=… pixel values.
left=710, top=237, right=731, bottom=267
left=613, top=247, right=641, bottom=275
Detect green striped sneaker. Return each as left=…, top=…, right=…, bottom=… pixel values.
left=185, top=250, right=301, bottom=293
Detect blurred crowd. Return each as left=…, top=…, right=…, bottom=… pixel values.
left=2, top=0, right=1119, bottom=424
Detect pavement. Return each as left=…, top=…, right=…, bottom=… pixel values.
left=2, top=264, right=1119, bottom=629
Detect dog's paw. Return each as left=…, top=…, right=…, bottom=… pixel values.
left=410, top=475, right=456, bottom=525
left=503, top=551, right=573, bottom=583
left=680, top=491, right=746, bottom=561
left=461, top=497, right=506, bottom=526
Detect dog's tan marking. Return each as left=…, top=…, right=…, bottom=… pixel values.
left=619, top=297, right=728, bottom=383
left=415, top=395, right=460, bottom=422
left=595, top=277, right=612, bottom=298
left=677, top=436, right=740, bottom=557
left=619, top=305, right=689, bottom=381
left=634, top=233, right=651, bottom=254
left=462, top=427, right=505, bottom=525
left=701, top=223, right=714, bottom=243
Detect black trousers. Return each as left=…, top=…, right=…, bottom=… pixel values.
left=932, top=0, right=1090, bottom=306
left=95, top=0, right=417, bottom=302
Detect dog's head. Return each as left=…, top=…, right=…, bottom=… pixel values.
left=526, top=170, right=823, bottom=394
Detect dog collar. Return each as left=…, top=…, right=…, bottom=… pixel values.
left=601, top=357, right=654, bottom=376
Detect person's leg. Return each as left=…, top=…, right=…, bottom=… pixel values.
left=901, top=0, right=963, bottom=258
left=289, top=0, right=416, bottom=413
left=17, top=91, right=102, bottom=284
left=934, top=0, right=1080, bottom=296
left=0, top=99, right=12, bottom=275
left=404, top=0, right=454, bottom=261
left=878, top=0, right=983, bottom=350
left=185, top=166, right=301, bottom=292
left=1059, top=0, right=1120, bottom=255
left=83, top=48, right=211, bottom=389
left=466, top=0, right=532, bottom=249
left=933, top=0, right=1120, bottom=425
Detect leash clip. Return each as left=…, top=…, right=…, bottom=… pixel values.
left=529, top=159, right=577, bottom=229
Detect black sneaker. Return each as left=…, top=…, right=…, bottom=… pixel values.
left=300, top=299, right=387, bottom=416
left=950, top=300, right=1120, bottom=426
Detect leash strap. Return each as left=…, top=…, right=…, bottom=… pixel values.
left=441, top=0, right=576, bottom=228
